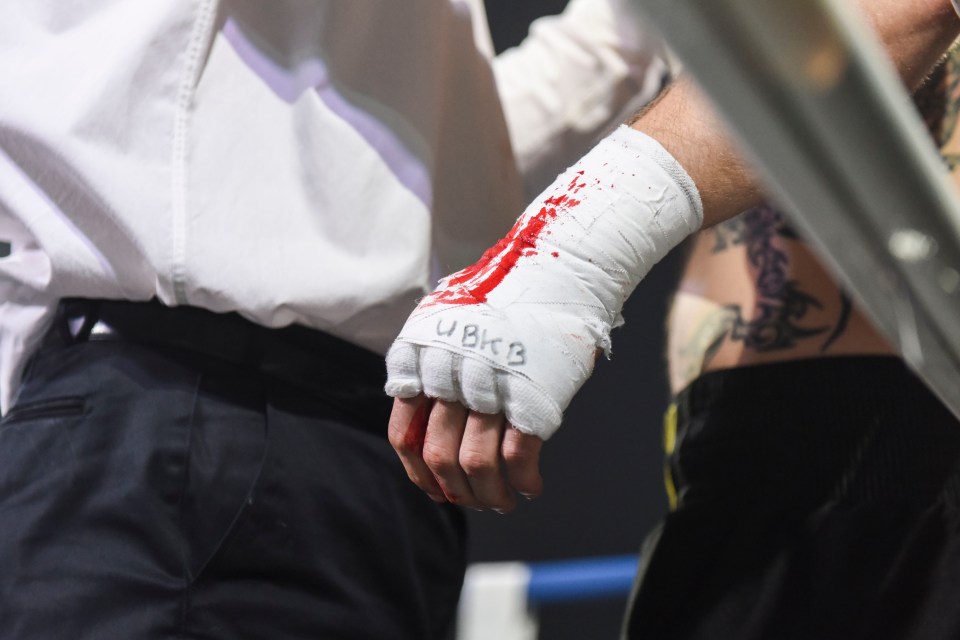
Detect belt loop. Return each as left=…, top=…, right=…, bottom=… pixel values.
left=54, top=300, right=74, bottom=345
left=59, top=299, right=102, bottom=344
left=76, top=300, right=101, bottom=342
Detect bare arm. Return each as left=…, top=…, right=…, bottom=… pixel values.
left=387, top=0, right=960, bottom=513
left=632, top=0, right=960, bottom=229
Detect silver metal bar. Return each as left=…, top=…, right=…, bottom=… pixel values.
left=631, top=0, right=960, bottom=418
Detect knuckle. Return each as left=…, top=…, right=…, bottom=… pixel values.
left=502, top=442, right=533, bottom=466
left=387, top=426, right=407, bottom=451
left=459, top=450, right=496, bottom=479
left=388, top=428, right=422, bottom=456
left=422, top=442, right=457, bottom=474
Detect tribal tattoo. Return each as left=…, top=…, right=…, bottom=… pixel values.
left=674, top=47, right=960, bottom=384
left=916, top=46, right=960, bottom=169
left=703, top=205, right=848, bottom=365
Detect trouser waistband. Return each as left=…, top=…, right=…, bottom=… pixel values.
left=664, top=356, right=960, bottom=508
left=47, top=298, right=392, bottom=436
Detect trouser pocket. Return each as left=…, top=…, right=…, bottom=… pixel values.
left=0, top=341, right=257, bottom=640
left=1, top=396, right=86, bottom=425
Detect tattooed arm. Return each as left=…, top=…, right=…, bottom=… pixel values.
left=667, top=209, right=870, bottom=394
left=918, top=47, right=960, bottom=169
left=668, top=45, right=960, bottom=395
left=632, top=0, right=960, bottom=229
left=387, top=2, right=960, bottom=512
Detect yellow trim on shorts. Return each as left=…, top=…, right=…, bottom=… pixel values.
left=663, top=403, right=678, bottom=511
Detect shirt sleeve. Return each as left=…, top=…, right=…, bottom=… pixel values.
left=492, top=0, right=671, bottom=200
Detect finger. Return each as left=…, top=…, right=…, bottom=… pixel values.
left=387, top=395, right=445, bottom=502
left=384, top=342, right=423, bottom=398
left=500, top=374, right=563, bottom=441
left=419, top=348, right=459, bottom=402
left=459, top=358, right=500, bottom=415
left=502, top=426, right=544, bottom=500
left=460, top=412, right=516, bottom=512
left=422, top=400, right=478, bottom=507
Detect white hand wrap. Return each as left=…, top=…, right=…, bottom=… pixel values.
left=385, top=126, right=703, bottom=439
left=954, top=0, right=960, bottom=19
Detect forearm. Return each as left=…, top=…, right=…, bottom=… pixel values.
left=385, top=0, right=960, bottom=510
left=631, top=0, right=960, bottom=228
left=631, top=79, right=756, bottom=228
left=868, top=0, right=960, bottom=89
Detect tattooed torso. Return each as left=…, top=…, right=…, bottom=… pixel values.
left=666, top=48, right=960, bottom=395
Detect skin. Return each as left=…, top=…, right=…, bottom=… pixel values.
left=388, top=0, right=960, bottom=512
left=670, top=45, right=960, bottom=394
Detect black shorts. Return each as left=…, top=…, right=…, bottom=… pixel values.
left=624, top=356, right=960, bottom=640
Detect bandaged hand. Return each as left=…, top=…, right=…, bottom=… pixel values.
left=386, top=126, right=702, bottom=509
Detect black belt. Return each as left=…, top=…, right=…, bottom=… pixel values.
left=51, top=298, right=392, bottom=435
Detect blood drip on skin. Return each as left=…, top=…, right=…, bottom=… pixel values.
left=422, top=173, right=587, bottom=306
left=402, top=399, right=433, bottom=453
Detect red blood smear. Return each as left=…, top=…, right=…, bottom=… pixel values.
left=422, top=182, right=584, bottom=307
left=551, top=252, right=559, bottom=258
left=403, top=400, right=432, bottom=453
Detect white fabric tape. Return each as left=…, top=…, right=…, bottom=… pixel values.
left=386, top=126, right=702, bottom=439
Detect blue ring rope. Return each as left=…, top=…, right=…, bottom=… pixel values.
left=526, top=554, right=640, bottom=604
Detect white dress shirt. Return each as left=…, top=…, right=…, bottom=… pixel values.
left=0, top=0, right=667, bottom=414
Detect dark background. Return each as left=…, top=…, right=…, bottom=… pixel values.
left=469, top=3, right=682, bottom=638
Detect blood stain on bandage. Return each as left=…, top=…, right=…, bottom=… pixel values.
left=421, top=173, right=585, bottom=306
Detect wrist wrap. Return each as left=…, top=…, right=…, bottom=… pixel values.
left=386, top=126, right=703, bottom=438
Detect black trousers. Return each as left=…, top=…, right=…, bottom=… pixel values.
left=0, top=301, right=465, bottom=640
left=625, top=356, right=960, bottom=640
